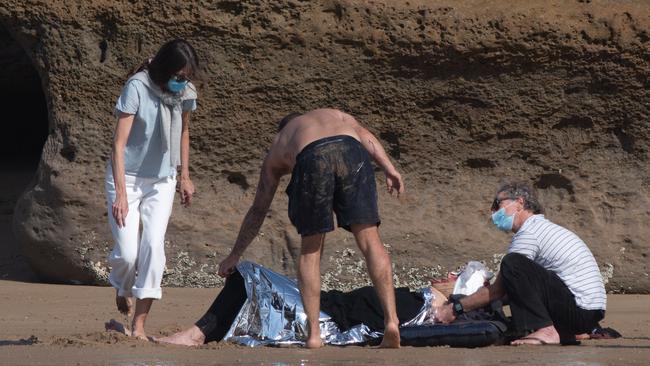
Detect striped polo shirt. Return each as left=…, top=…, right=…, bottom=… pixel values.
left=508, top=214, right=606, bottom=310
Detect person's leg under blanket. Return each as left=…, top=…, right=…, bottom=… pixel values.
left=195, top=271, right=247, bottom=343
left=157, top=271, right=247, bottom=345
left=321, top=286, right=424, bottom=332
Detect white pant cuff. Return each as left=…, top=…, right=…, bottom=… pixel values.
left=132, top=287, right=162, bottom=300
left=109, top=278, right=133, bottom=298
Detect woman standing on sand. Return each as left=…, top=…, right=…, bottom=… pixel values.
left=105, top=39, right=199, bottom=340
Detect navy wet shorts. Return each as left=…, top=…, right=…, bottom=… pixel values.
left=286, top=135, right=380, bottom=236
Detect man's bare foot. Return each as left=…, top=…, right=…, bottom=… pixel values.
left=305, top=336, right=323, bottom=349
left=156, top=326, right=206, bottom=347
left=511, top=325, right=560, bottom=345
left=105, top=319, right=132, bottom=336
left=379, top=323, right=400, bottom=348
left=115, top=292, right=132, bottom=316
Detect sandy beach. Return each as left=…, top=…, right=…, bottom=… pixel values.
left=0, top=279, right=648, bottom=366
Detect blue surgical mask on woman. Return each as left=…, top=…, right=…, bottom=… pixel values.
left=491, top=201, right=517, bottom=232
left=167, top=78, right=188, bottom=93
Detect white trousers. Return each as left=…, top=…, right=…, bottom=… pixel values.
left=105, top=171, right=176, bottom=299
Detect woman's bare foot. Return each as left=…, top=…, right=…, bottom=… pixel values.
left=105, top=319, right=151, bottom=341
left=105, top=319, right=132, bottom=336
left=131, top=329, right=150, bottom=342
left=130, top=298, right=154, bottom=342
left=511, top=325, right=560, bottom=345
left=131, top=320, right=150, bottom=342
left=379, top=322, right=401, bottom=348
left=156, top=326, right=206, bottom=346
left=115, top=291, right=132, bottom=316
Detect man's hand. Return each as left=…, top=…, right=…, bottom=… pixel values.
left=178, top=177, right=195, bottom=207
left=218, top=254, right=240, bottom=277
left=385, top=168, right=404, bottom=196
left=434, top=303, right=456, bottom=324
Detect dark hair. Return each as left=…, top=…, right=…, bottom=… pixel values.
left=492, top=181, right=544, bottom=214
left=127, top=39, right=201, bottom=91
left=278, top=112, right=301, bottom=132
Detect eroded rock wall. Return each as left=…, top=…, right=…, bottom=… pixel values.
left=0, top=0, right=648, bottom=292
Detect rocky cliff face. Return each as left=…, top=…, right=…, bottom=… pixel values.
left=0, top=0, right=648, bottom=292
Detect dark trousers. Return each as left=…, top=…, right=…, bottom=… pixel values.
left=500, top=253, right=605, bottom=344
left=195, top=271, right=247, bottom=343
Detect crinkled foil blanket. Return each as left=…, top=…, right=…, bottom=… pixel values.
left=223, top=261, right=437, bottom=347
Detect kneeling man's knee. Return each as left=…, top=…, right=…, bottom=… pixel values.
left=500, top=252, right=530, bottom=274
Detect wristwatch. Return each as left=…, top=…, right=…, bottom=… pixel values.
left=450, top=298, right=464, bottom=316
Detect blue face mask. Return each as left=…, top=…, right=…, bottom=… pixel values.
left=491, top=201, right=517, bottom=232
left=167, top=78, right=188, bottom=93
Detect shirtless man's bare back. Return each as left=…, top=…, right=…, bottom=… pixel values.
left=217, top=108, right=404, bottom=348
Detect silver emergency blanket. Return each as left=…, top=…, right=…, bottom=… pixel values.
left=223, top=261, right=435, bottom=347
left=400, top=287, right=436, bottom=327
left=402, top=261, right=493, bottom=327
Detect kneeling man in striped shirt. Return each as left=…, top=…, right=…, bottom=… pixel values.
left=435, top=181, right=606, bottom=345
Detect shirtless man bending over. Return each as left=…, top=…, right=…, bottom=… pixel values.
left=217, top=109, right=404, bottom=348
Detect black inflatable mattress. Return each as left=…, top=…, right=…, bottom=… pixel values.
left=399, top=320, right=507, bottom=347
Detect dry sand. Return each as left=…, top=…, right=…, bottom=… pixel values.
left=0, top=280, right=648, bottom=366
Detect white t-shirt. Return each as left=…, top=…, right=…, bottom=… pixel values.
left=508, top=214, right=606, bottom=310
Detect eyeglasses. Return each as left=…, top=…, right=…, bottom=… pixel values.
left=491, top=196, right=513, bottom=212
left=171, top=74, right=190, bottom=83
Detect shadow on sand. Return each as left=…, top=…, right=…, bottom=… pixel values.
left=0, top=335, right=39, bottom=346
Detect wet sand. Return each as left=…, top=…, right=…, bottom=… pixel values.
left=0, top=280, right=648, bottom=366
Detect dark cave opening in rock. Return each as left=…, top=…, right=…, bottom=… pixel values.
left=0, top=24, right=47, bottom=281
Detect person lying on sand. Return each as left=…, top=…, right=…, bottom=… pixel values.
left=435, top=182, right=607, bottom=346
left=154, top=267, right=449, bottom=347
left=107, top=261, right=614, bottom=346
left=216, top=109, right=405, bottom=348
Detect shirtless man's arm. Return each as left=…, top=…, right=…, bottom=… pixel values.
left=217, top=153, right=286, bottom=277
left=352, top=122, right=404, bottom=195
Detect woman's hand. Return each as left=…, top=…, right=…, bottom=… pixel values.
left=112, top=193, right=129, bottom=228
left=179, top=177, right=195, bottom=207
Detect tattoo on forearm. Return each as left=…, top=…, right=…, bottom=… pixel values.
left=368, top=139, right=376, bottom=154
left=232, top=172, right=277, bottom=255
left=234, top=208, right=266, bottom=253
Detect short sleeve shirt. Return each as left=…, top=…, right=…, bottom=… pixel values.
left=508, top=215, right=606, bottom=310
left=113, top=79, right=197, bottom=178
